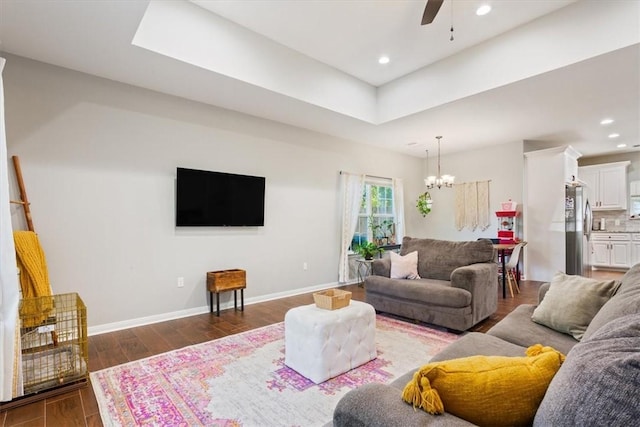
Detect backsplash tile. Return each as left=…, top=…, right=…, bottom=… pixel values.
left=593, top=211, right=640, bottom=232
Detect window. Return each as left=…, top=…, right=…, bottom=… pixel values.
left=351, top=179, right=397, bottom=249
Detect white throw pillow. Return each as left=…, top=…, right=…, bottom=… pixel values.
left=390, top=251, right=420, bottom=279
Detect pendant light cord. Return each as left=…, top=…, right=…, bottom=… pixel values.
left=436, top=136, right=442, bottom=178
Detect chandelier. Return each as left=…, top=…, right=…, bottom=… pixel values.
left=425, top=136, right=454, bottom=189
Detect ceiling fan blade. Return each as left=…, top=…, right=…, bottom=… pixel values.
left=421, top=0, right=444, bottom=25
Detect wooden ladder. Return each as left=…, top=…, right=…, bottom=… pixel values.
left=9, top=155, right=35, bottom=232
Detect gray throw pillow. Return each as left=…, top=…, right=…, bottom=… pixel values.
left=533, top=313, right=640, bottom=427
left=531, top=272, right=618, bottom=340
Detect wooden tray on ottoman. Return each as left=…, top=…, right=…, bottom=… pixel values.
left=207, top=269, right=246, bottom=316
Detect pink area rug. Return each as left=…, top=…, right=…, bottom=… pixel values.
left=91, top=315, right=459, bottom=426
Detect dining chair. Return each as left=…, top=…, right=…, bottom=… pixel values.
left=505, top=242, right=527, bottom=298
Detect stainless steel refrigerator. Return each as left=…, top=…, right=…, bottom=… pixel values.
left=566, top=185, right=592, bottom=276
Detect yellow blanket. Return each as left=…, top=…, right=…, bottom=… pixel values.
left=14, top=231, right=54, bottom=327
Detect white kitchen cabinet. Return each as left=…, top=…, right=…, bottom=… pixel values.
left=632, top=234, right=640, bottom=267
left=610, top=241, right=631, bottom=268
left=579, top=167, right=599, bottom=203
left=579, top=162, right=630, bottom=210
left=591, top=233, right=631, bottom=268
left=592, top=241, right=610, bottom=266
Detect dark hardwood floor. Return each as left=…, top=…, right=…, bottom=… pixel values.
left=2, top=274, right=614, bottom=426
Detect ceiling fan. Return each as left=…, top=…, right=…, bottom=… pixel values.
left=421, top=0, right=444, bottom=25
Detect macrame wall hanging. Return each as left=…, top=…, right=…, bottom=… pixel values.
left=454, top=180, right=491, bottom=231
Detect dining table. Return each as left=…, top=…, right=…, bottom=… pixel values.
left=492, top=242, right=524, bottom=298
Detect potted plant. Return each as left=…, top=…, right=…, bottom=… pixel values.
left=416, top=192, right=433, bottom=217
left=354, top=242, right=384, bottom=260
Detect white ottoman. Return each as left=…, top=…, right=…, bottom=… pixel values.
left=284, top=300, right=376, bottom=384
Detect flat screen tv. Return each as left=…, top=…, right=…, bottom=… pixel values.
left=176, top=167, right=265, bottom=227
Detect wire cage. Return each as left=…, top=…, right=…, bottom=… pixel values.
left=19, top=293, right=88, bottom=395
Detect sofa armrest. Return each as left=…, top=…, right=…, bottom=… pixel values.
left=371, top=258, right=391, bottom=277
left=333, top=383, right=474, bottom=427
left=538, top=282, right=550, bottom=304
left=450, top=262, right=497, bottom=293
left=450, top=263, right=498, bottom=325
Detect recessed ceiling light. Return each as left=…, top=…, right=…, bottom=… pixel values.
left=600, top=118, right=614, bottom=125
left=476, top=5, right=492, bottom=16
left=378, top=56, right=390, bottom=65
left=617, top=143, right=627, bottom=148
left=608, top=133, right=620, bottom=139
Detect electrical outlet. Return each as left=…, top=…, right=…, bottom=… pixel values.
left=303, top=262, right=308, bottom=271
left=177, top=277, right=184, bottom=288
left=615, top=219, right=621, bottom=226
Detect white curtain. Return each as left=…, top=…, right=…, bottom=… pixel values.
left=392, top=178, right=405, bottom=243
left=338, top=172, right=364, bottom=283
left=0, top=57, right=23, bottom=401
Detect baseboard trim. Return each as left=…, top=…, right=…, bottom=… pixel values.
left=88, top=280, right=350, bottom=336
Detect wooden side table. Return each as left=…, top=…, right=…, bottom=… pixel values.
left=206, top=269, right=246, bottom=316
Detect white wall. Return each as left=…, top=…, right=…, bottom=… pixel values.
left=2, top=54, right=539, bottom=332
left=415, top=141, right=524, bottom=241
left=3, top=54, right=425, bottom=332
left=523, top=146, right=580, bottom=282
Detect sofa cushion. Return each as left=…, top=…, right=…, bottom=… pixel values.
left=430, top=331, right=527, bottom=361
left=400, top=237, right=494, bottom=281
left=402, top=345, right=565, bottom=427
left=390, top=250, right=420, bottom=279
left=391, top=332, right=528, bottom=390
left=487, top=304, right=578, bottom=355
left=531, top=272, right=618, bottom=340
left=365, top=276, right=472, bottom=308
left=533, top=313, right=640, bottom=427
left=333, top=383, right=476, bottom=427
left=371, top=257, right=391, bottom=277
left=614, top=262, right=640, bottom=296
left=582, top=263, right=640, bottom=341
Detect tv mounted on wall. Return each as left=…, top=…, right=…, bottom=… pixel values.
left=176, top=167, right=265, bottom=227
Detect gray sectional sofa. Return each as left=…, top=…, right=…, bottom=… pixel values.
left=365, top=237, right=498, bottom=331
left=334, top=263, right=640, bottom=426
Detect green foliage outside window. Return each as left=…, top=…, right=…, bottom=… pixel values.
left=352, top=182, right=396, bottom=249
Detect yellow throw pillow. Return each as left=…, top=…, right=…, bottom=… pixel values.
left=402, top=345, right=565, bottom=427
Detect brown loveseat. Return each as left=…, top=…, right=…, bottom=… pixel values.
left=365, top=236, right=498, bottom=331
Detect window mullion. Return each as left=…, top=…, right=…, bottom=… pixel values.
left=366, top=184, right=372, bottom=244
